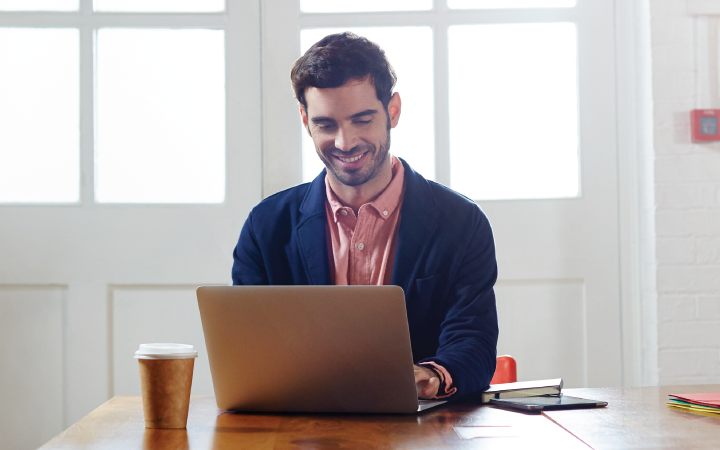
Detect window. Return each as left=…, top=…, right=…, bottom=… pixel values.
left=0, top=3, right=228, bottom=204
left=448, top=0, right=575, bottom=8
left=0, top=28, right=79, bottom=202
left=449, top=23, right=579, bottom=200
left=300, top=0, right=431, bottom=13
left=93, top=0, right=224, bottom=12
left=288, top=0, right=581, bottom=200
left=0, top=0, right=78, bottom=11
left=95, top=29, right=225, bottom=203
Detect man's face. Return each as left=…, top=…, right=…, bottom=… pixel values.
left=301, top=78, right=400, bottom=187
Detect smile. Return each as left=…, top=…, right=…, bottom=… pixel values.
left=337, top=152, right=366, bottom=163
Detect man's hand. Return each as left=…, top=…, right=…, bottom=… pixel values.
left=414, top=365, right=440, bottom=399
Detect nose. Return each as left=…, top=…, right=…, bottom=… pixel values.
left=334, top=125, right=359, bottom=152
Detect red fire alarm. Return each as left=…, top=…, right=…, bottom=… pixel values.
left=691, top=109, right=720, bottom=142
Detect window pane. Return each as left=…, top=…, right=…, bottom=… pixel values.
left=94, top=0, right=224, bottom=12
left=449, top=23, right=579, bottom=200
left=0, top=0, right=77, bottom=11
left=448, top=0, right=575, bottom=8
left=301, top=0, right=431, bottom=13
left=96, top=29, right=225, bottom=203
left=0, top=28, right=79, bottom=203
left=300, top=28, right=434, bottom=183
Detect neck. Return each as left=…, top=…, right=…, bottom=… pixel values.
left=328, top=156, right=393, bottom=214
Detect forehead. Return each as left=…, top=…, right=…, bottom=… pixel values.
left=305, top=78, right=381, bottom=117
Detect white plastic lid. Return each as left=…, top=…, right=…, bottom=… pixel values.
left=134, top=343, right=198, bottom=360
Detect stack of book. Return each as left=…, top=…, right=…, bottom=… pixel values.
left=666, top=393, right=720, bottom=415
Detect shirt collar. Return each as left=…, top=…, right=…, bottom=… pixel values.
left=325, top=155, right=405, bottom=222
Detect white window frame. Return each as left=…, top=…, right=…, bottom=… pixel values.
left=0, top=0, right=262, bottom=207
left=261, top=0, right=582, bottom=197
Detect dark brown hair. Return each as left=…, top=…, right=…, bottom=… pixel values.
left=290, top=32, right=397, bottom=111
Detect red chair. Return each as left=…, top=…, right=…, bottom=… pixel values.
left=490, top=355, right=517, bottom=385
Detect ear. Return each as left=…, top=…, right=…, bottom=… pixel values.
left=388, top=92, right=401, bottom=129
left=300, top=104, right=312, bottom=136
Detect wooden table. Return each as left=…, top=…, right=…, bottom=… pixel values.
left=40, top=385, right=720, bottom=449
left=547, top=384, right=720, bottom=449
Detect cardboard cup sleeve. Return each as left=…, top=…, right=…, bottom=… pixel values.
left=135, top=343, right=198, bottom=429
left=139, top=358, right=195, bottom=429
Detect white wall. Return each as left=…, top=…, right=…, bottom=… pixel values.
left=650, top=0, right=720, bottom=385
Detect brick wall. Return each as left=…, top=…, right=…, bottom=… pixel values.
left=651, top=0, right=720, bottom=385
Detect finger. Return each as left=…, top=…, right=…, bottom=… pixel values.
left=416, top=380, right=426, bottom=397
left=416, top=377, right=437, bottom=398
left=418, top=377, right=439, bottom=399
left=423, top=377, right=440, bottom=397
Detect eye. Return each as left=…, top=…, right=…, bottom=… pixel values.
left=317, top=123, right=336, bottom=130
left=354, top=120, right=371, bottom=125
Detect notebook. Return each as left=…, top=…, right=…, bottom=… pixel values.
left=480, top=378, right=563, bottom=403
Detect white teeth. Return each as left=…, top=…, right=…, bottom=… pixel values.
left=338, top=154, right=364, bottom=163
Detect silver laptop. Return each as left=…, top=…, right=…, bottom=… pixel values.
left=196, top=285, right=446, bottom=413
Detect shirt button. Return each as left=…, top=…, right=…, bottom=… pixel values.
left=357, top=243, right=365, bottom=250
left=341, top=210, right=347, bottom=216
left=383, top=210, right=388, bottom=216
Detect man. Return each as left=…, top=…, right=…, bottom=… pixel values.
left=232, top=32, right=498, bottom=399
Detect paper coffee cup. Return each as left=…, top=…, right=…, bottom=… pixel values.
left=136, top=343, right=198, bottom=429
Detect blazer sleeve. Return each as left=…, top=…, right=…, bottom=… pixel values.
left=418, top=207, right=499, bottom=398
left=232, top=210, right=270, bottom=285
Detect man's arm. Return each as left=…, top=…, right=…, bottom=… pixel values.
left=417, top=207, right=499, bottom=398
left=232, top=211, right=270, bottom=285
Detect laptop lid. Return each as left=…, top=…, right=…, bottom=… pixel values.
left=197, top=285, right=426, bottom=413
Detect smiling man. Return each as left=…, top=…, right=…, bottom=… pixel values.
left=232, top=32, right=498, bottom=400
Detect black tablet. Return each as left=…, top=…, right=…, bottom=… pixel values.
left=490, top=395, right=608, bottom=411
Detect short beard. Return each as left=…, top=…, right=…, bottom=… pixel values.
left=315, top=113, right=392, bottom=187
left=328, top=139, right=390, bottom=187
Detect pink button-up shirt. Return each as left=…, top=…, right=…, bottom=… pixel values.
left=325, top=156, right=404, bottom=286
left=324, top=155, right=457, bottom=399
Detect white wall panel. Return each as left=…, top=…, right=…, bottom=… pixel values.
left=65, top=282, right=109, bottom=427
left=495, top=280, right=586, bottom=388
left=111, top=286, right=213, bottom=396
left=0, top=286, right=65, bottom=450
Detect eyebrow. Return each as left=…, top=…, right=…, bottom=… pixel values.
left=310, top=117, right=335, bottom=123
left=310, top=109, right=379, bottom=123
left=349, top=109, right=378, bottom=119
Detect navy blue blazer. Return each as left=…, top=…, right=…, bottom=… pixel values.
left=232, top=158, right=498, bottom=398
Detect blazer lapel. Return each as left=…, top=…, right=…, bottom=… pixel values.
left=296, top=170, right=332, bottom=285
left=391, top=158, right=439, bottom=293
